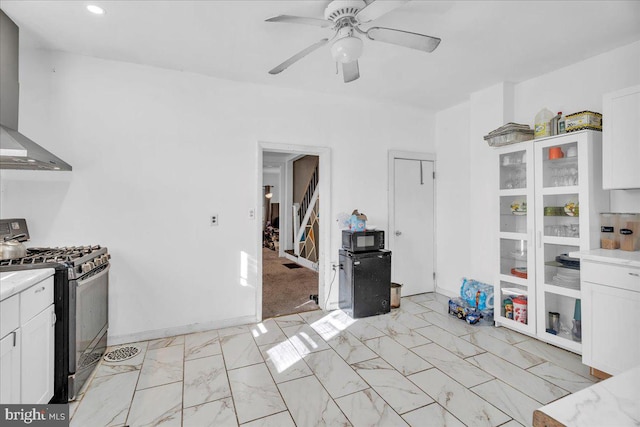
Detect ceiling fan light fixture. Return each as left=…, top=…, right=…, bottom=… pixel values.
left=331, top=36, right=363, bottom=64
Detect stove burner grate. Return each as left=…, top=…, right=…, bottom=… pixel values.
left=103, top=345, right=140, bottom=363
left=0, top=245, right=102, bottom=266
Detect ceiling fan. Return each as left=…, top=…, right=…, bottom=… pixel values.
left=266, top=0, right=441, bottom=83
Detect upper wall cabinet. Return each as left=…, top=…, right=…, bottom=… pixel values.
left=602, top=85, right=640, bottom=189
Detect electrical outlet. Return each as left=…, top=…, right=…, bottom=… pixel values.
left=332, top=262, right=340, bottom=271
left=211, top=214, right=218, bottom=226
left=248, top=209, right=255, bottom=220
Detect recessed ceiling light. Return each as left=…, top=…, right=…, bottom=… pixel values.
left=86, top=5, right=105, bottom=15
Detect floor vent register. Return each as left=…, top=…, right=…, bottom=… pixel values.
left=103, top=345, right=141, bottom=363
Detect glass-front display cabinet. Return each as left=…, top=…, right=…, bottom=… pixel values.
left=494, top=130, right=609, bottom=354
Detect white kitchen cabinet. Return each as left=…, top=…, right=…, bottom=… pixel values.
left=0, top=270, right=55, bottom=404
left=603, top=85, right=640, bottom=189
left=581, top=256, right=640, bottom=375
left=21, top=304, right=55, bottom=404
left=0, top=329, right=21, bottom=404
left=495, top=131, right=609, bottom=354
left=0, top=293, right=20, bottom=404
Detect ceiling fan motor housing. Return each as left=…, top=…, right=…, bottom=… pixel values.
left=324, top=0, right=366, bottom=23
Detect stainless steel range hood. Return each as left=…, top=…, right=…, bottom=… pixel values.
left=0, top=9, right=72, bottom=171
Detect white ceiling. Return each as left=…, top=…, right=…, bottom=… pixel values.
left=1, top=0, right=639, bottom=111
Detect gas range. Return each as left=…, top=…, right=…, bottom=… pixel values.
left=0, top=218, right=110, bottom=402
left=0, top=246, right=109, bottom=278
left=0, top=245, right=109, bottom=268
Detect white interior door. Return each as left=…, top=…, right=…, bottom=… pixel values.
left=392, top=158, right=435, bottom=296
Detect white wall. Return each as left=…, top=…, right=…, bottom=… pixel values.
left=435, top=40, right=640, bottom=297
left=513, top=39, right=640, bottom=214
left=0, top=49, right=435, bottom=343
left=434, top=101, right=470, bottom=296
left=468, top=83, right=515, bottom=285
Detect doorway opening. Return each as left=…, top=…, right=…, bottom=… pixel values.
left=258, top=143, right=331, bottom=321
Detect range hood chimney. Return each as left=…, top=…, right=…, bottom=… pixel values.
left=0, top=9, right=71, bottom=171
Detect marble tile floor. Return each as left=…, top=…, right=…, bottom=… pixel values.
left=70, top=293, right=598, bottom=427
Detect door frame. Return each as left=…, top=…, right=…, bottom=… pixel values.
left=387, top=150, right=438, bottom=291
left=257, top=142, right=332, bottom=321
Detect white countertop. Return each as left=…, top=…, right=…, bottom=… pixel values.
left=568, top=249, right=640, bottom=268
left=536, top=365, right=640, bottom=426
left=0, top=268, right=55, bottom=301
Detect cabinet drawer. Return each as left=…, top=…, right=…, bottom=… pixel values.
left=582, top=260, right=640, bottom=292
left=19, top=276, right=54, bottom=325
left=0, top=294, right=19, bottom=338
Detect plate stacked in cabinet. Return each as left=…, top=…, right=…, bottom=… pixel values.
left=496, top=130, right=609, bottom=354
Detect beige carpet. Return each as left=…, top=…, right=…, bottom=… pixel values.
left=262, top=248, right=320, bottom=320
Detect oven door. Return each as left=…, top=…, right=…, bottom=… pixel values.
left=71, top=264, right=109, bottom=399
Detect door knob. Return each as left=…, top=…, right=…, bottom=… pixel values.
left=395, top=231, right=402, bottom=236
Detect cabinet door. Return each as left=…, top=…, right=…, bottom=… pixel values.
left=603, top=85, right=640, bottom=189
left=0, top=330, right=21, bottom=404
left=496, top=145, right=536, bottom=336
left=582, top=281, right=640, bottom=375
left=534, top=134, right=586, bottom=354
left=20, top=305, right=55, bottom=404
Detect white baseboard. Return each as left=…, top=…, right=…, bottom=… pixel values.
left=107, top=315, right=257, bottom=346
left=435, top=287, right=457, bottom=299
left=325, top=302, right=340, bottom=311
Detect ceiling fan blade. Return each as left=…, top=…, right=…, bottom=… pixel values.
left=266, top=15, right=333, bottom=28
left=342, top=61, right=360, bottom=83
left=366, top=27, right=441, bottom=52
left=268, top=39, right=330, bottom=75
left=355, top=0, right=410, bottom=24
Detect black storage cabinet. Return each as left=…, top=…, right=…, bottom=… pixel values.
left=338, top=249, right=391, bottom=318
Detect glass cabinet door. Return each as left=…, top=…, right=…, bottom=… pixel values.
left=535, top=135, right=586, bottom=353
left=496, top=146, right=535, bottom=335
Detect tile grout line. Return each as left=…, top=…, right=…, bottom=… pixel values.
left=123, top=342, right=152, bottom=426
left=242, top=318, right=298, bottom=426
left=406, top=365, right=514, bottom=427
left=259, top=318, right=368, bottom=427
left=217, top=332, right=242, bottom=427
left=461, top=343, right=575, bottom=397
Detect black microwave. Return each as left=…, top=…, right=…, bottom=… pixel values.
left=342, top=230, right=385, bottom=252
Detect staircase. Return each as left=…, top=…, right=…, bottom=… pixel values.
left=293, top=165, right=319, bottom=268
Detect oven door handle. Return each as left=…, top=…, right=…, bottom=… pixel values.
left=77, top=264, right=110, bottom=287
